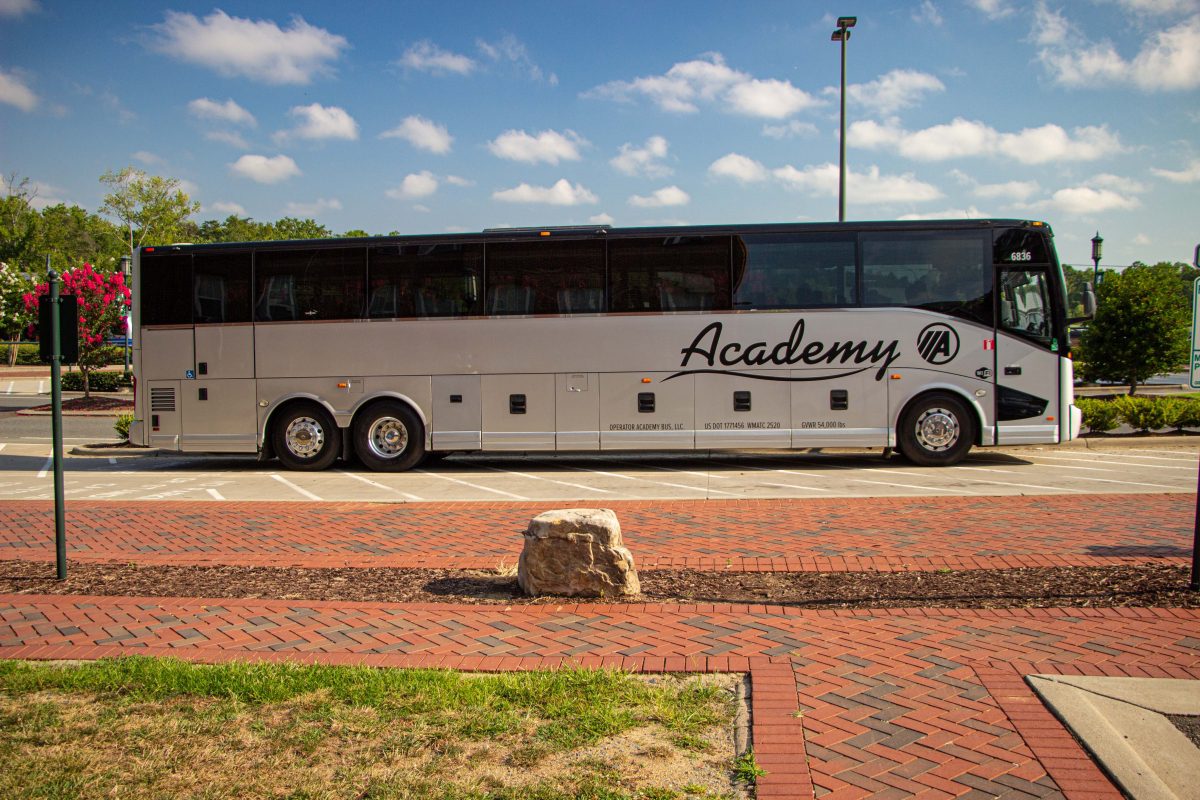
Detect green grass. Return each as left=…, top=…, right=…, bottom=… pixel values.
left=0, top=657, right=742, bottom=800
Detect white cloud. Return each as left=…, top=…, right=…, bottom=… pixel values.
left=1152, top=158, right=1200, bottom=183
left=1087, top=173, right=1147, bottom=194
left=445, top=175, right=474, bottom=187
left=726, top=78, right=819, bottom=118
left=229, top=154, right=301, bottom=184
left=1035, top=4, right=1200, bottom=91
left=150, top=10, right=348, bottom=85
left=488, top=129, right=586, bottom=164
left=611, top=136, right=671, bottom=178
left=628, top=186, right=690, bottom=208
left=205, top=130, right=250, bottom=149
left=899, top=206, right=989, bottom=220
left=708, top=153, right=769, bottom=183
left=0, top=69, right=37, bottom=112
left=492, top=179, right=597, bottom=205
left=849, top=117, right=1124, bottom=164
left=1040, top=186, right=1140, bottom=215
left=840, top=69, right=945, bottom=115
left=380, top=115, right=453, bottom=154
left=283, top=197, right=342, bottom=217
left=774, top=163, right=943, bottom=204
left=132, top=151, right=165, bottom=166
left=25, top=180, right=68, bottom=210
left=1133, top=232, right=1152, bottom=246
left=590, top=213, right=615, bottom=225
left=477, top=35, right=556, bottom=84
left=1112, top=0, right=1200, bottom=14
left=969, top=0, right=1016, bottom=19
left=398, top=40, right=475, bottom=75
left=278, top=103, right=358, bottom=141
left=208, top=201, right=247, bottom=216
left=386, top=171, right=439, bottom=199
left=585, top=52, right=819, bottom=118
left=187, top=97, right=256, bottom=127
left=762, top=120, right=819, bottom=139
left=0, top=0, right=37, bottom=17
left=914, top=1, right=944, bottom=26
left=973, top=180, right=1041, bottom=202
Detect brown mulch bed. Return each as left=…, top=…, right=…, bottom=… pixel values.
left=1, top=561, right=1196, bottom=609
left=21, top=396, right=133, bottom=413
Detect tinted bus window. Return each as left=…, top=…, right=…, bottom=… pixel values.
left=862, top=232, right=992, bottom=326
left=140, top=252, right=192, bottom=325
left=609, top=236, right=732, bottom=312
left=734, top=234, right=856, bottom=309
left=193, top=251, right=251, bottom=323
left=255, top=247, right=366, bottom=322
left=368, top=243, right=482, bottom=318
left=486, top=240, right=605, bottom=315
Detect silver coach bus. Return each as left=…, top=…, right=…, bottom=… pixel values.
left=128, top=220, right=1081, bottom=470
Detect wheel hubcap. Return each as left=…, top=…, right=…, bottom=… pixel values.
left=914, top=407, right=959, bottom=451
left=284, top=416, right=325, bottom=458
left=367, top=416, right=409, bottom=459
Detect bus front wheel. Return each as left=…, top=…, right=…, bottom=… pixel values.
left=353, top=401, right=425, bottom=472
left=897, top=393, right=975, bottom=467
left=273, top=403, right=341, bottom=471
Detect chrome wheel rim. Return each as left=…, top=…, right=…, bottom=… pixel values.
left=367, top=416, right=409, bottom=459
left=914, top=407, right=959, bottom=452
left=284, top=416, right=325, bottom=459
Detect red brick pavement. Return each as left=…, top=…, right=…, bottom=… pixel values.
left=0, top=493, right=1191, bottom=572
left=2, top=596, right=1197, bottom=798
left=2, top=493, right=1198, bottom=798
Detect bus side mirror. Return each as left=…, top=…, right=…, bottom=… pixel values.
left=1082, top=283, right=1096, bottom=317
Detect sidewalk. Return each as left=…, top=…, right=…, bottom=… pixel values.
left=2, top=495, right=1198, bottom=799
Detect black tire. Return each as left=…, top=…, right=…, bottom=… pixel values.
left=352, top=401, right=425, bottom=472
left=272, top=402, right=341, bottom=471
left=897, top=392, right=975, bottom=467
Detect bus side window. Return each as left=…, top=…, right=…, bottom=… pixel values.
left=610, top=236, right=731, bottom=313
left=734, top=235, right=855, bottom=310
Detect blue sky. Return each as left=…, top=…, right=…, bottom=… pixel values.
left=1, top=0, right=1198, bottom=270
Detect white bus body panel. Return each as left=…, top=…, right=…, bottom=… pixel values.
left=695, top=370, right=791, bottom=449
left=481, top=373, right=555, bottom=451
left=556, top=373, right=600, bottom=451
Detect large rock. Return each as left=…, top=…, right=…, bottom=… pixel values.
left=518, top=508, right=640, bottom=598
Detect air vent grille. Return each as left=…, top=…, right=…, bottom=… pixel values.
left=150, top=387, right=176, bottom=412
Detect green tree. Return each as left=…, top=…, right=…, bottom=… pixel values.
left=271, top=217, right=330, bottom=240
left=99, top=167, right=200, bottom=259
left=0, top=174, right=40, bottom=272
left=1079, top=261, right=1191, bottom=394
left=35, top=203, right=124, bottom=273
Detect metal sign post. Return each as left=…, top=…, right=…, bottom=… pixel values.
left=1193, top=252, right=1200, bottom=590
left=47, top=263, right=68, bottom=579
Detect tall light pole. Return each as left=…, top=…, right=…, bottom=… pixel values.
left=119, top=255, right=131, bottom=377
left=831, top=16, right=856, bottom=222
left=1091, top=232, right=1103, bottom=287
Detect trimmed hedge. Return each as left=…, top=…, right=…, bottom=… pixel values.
left=0, top=343, right=126, bottom=366
left=1078, top=394, right=1200, bottom=433
left=60, top=371, right=132, bottom=392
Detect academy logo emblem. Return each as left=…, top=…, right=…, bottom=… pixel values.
left=917, top=323, right=959, bottom=365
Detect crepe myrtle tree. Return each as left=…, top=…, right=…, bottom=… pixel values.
left=23, top=263, right=130, bottom=398
left=0, top=261, right=34, bottom=366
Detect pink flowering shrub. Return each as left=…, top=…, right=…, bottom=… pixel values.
left=24, top=263, right=132, bottom=397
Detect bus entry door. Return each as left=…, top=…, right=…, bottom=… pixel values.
left=993, top=267, right=1061, bottom=444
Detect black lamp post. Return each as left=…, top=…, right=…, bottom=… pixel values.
left=831, top=16, right=856, bottom=223
left=1091, top=232, right=1103, bottom=287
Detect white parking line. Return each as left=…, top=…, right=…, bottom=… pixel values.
left=336, top=469, right=425, bottom=501
left=851, top=478, right=976, bottom=494
left=556, top=464, right=740, bottom=497
left=1125, top=449, right=1200, bottom=459
left=4, top=382, right=12, bottom=395
left=476, top=465, right=615, bottom=495
left=1024, top=453, right=1196, bottom=471
left=416, top=469, right=530, bottom=500
left=37, top=455, right=52, bottom=479
left=1065, top=476, right=1182, bottom=490
left=739, top=465, right=832, bottom=492
left=206, top=488, right=226, bottom=500
left=269, top=473, right=323, bottom=500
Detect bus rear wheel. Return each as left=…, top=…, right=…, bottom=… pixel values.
left=353, top=401, right=425, bottom=472
left=897, top=392, right=975, bottom=467
left=273, top=403, right=341, bottom=471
